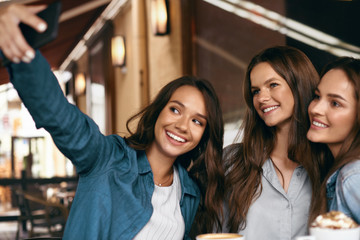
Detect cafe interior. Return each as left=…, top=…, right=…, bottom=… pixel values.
left=0, top=0, right=359, bottom=239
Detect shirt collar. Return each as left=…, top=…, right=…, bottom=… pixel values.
left=137, top=150, right=200, bottom=198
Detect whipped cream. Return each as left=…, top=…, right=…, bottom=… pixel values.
left=311, top=211, right=358, bottom=229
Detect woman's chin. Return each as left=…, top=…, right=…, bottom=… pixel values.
left=306, top=131, right=321, bottom=143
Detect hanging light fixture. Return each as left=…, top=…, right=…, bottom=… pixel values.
left=151, top=0, right=170, bottom=36
left=111, top=35, right=126, bottom=67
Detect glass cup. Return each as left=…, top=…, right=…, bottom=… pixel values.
left=196, top=233, right=244, bottom=240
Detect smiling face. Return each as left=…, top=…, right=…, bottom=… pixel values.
left=307, top=69, right=357, bottom=157
left=150, top=85, right=207, bottom=161
left=250, top=62, right=295, bottom=128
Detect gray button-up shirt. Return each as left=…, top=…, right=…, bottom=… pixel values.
left=225, top=158, right=312, bottom=240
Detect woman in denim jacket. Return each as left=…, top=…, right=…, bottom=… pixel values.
left=0, top=4, right=225, bottom=239
left=307, top=57, right=360, bottom=224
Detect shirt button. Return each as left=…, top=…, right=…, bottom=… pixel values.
left=296, top=171, right=301, bottom=177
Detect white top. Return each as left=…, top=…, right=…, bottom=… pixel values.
left=134, top=167, right=185, bottom=240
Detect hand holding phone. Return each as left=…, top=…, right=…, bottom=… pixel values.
left=19, top=1, right=61, bottom=49
left=0, top=1, right=61, bottom=66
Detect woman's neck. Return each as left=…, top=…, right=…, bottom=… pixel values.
left=272, top=124, right=290, bottom=157
left=145, top=145, right=176, bottom=186
left=271, top=124, right=299, bottom=193
left=327, top=143, right=341, bottom=159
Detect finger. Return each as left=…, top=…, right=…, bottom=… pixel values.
left=0, top=17, right=24, bottom=61
left=26, top=5, right=48, bottom=32
left=0, top=31, right=28, bottom=63
left=9, top=4, right=48, bottom=33
left=11, top=25, right=35, bottom=62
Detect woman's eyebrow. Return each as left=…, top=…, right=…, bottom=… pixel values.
left=327, top=93, right=347, bottom=102
left=169, top=100, right=207, bottom=120
left=169, top=100, right=184, bottom=107
left=316, top=87, right=348, bottom=102
left=251, top=77, right=279, bottom=88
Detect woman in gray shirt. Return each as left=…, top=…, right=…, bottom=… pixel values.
left=224, top=46, right=322, bottom=240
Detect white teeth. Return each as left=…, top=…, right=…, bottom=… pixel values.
left=166, top=131, right=186, bottom=142
left=313, top=121, right=327, bottom=128
left=263, top=106, right=279, bottom=113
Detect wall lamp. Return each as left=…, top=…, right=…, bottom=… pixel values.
left=151, top=0, right=170, bottom=36
left=75, top=72, right=86, bottom=96
left=111, top=35, right=126, bottom=67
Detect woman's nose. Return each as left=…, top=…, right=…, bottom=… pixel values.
left=175, top=116, right=189, bottom=132
left=257, top=89, right=271, bottom=102
left=309, top=99, right=325, bottom=115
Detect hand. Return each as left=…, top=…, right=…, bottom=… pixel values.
left=0, top=4, right=47, bottom=63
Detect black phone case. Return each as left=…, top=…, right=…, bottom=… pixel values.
left=19, top=1, right=61, bottom=49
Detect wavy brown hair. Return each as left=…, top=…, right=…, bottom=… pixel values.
left=124, top=76, right=225, bottom=233
left=224, top=46, right=321, bottom=232
left=309, top=57, right=360, bottom=222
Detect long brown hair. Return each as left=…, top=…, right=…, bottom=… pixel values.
left=310, top=57, right=360, bottom=221
left=225, top=46, right=321, bottom=232
left=125, top=76, right=225, bottom=233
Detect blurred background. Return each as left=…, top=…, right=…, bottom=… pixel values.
left=0, top=0, right=359, bottom=239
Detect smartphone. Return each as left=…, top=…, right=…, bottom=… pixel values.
left=1, top=1, right=61, bottom=66
left=19, top=1, right=61, bottom=49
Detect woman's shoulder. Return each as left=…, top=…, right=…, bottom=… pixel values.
left=338, top=159, right=360, bottom=181
left=105, top=134, right=141, bottom=161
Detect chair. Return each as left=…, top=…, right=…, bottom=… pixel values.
left=15, top=189, right=69, bottom=239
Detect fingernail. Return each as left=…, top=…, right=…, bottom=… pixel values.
left=25, top=50, right=35, bottom=59
left=37, top=23, right=47, bottom=32
left=13, top=57, right=20, bottom=63
left=22, top=56, right=31, bottom=63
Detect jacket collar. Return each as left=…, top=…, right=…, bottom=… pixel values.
left=137, top=150, right=152, bottom=174
left=175, top=161, right=200, bottom=201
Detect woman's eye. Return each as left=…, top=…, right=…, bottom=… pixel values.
left=170, top=107, right=179, bottom=114
left=252, top=89, right=259, bottom=95
left=193, top=119, right=202, bottom=126
left=331, top=101, right=340, bottom=107
left=270, top=83, right=279, bottom=88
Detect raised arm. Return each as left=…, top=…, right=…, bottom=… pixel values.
left=0, top=4, right=113, bottom=175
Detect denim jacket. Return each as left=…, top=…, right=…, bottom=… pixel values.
left=326, top=159, right=360, bottom=224
left=7, top=51, right=201, bottom=239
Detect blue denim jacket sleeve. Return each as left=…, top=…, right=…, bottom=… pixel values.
left=337, top=160, right=360, bottom=224
left=6, top=50, right=112, bottom=175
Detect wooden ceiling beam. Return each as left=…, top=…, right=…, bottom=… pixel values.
left=59, top=0, right=111, bottom=23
